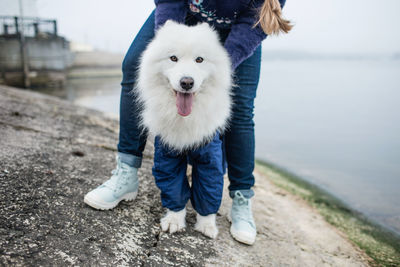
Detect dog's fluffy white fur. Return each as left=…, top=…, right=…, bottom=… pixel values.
left=137, top=21, right=232, bottom=239
left=137, top=21, right=232, bottom=151
left=160, top=208, right=218, bottom=239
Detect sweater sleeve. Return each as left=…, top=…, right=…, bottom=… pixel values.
left=224, top=0, right=286, bottom=69
left=154, top=0, right=187, bottom=30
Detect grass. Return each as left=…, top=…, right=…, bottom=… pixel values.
left=255, top=159, right=400, bottom=267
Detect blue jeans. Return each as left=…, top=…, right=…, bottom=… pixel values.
left=153, top=134, right=224, bottom=216
left=118, top=11, right=261, bottom=198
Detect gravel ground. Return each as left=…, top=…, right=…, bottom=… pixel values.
left=0, top=85, right=370, bottom=266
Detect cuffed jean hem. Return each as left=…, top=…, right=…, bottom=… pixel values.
left=118, top=152, right=142, bottom=168
left=229, top=189, right=254, bottom=199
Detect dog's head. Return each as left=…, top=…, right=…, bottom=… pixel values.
left=138, top=21, right=231, bottom=117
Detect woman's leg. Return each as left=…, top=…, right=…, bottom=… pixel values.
left=84, top=11, right=156, bottom=210
left=225, top=45, right=262, bottom=197
left=117, top=10, right=156, bottom=168
left=224, top=45, right=261, bottom=245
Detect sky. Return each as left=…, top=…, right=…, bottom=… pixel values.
left=17, top=0, right=400, bottom=55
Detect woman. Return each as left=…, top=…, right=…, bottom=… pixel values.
left=84, top=0, right=291, bottom=245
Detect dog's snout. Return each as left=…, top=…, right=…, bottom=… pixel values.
left=180, top=77, right=194, bottom=91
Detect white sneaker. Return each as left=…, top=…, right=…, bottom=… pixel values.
left=230, top=191, right=256, bottom=245
left=84, top=156, right=139, bottom=210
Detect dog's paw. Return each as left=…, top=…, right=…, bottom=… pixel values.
left=194, top=213, right=218, bottom=239
left=160, top=208, right=186, bottom=234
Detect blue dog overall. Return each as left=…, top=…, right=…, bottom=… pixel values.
left=152, top=134, right=225, bottom=216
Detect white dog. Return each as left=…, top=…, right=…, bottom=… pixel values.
left=137, top=21, right=232, bottom=238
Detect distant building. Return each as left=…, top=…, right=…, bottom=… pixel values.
left=70, top=42, right=94, bottom=53
left=0, top=0, right=73, bottom=88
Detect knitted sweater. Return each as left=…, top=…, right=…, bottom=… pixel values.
left=154, top=0, right=286, bottom=69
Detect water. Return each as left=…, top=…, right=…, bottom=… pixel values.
left=42, top=58, right=400, bottom=234
left=39, top=76, right=123, bottom=117
left=255, top=59, right=400, bottom=234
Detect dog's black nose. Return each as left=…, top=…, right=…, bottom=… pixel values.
left=180, top=77, right=194, bottom=91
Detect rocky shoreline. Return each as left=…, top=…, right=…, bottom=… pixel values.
left=0, top=85, right=370, bottom=266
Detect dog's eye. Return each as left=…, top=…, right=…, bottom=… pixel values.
left=195, top=57, right=204, bottom=63
left=170, top=56, right=178, bottom=62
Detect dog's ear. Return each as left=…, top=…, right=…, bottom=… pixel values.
left=164, top=20, right=178, bottom=27
left=196, top=22, right=216, bottom=37
left=198, top=22, right=210, bottom=29
left=197, top=22, right=215, bottom=32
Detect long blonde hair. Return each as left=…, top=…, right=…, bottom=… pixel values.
left=256, top=0, right=293, bottom=35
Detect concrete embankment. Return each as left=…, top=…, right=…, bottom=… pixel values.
left=0, top=85, right=371, bottom=266
left=67, top=51, right=124, bottom=79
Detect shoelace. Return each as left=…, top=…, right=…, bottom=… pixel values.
left=103, top=160, right=129, bottom=190
left=233, top=195, right=255, bottom=227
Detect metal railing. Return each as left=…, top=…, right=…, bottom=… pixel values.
left=0, top=16, right=57, bottom=37
left=0, top=16, right=60, bottom=88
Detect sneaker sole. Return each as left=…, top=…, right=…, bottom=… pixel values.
left=230, top=225, right=256, bottom=245
left=84, top=191, right=138, bottom=210
left=228, top=216, right=256, bottom=245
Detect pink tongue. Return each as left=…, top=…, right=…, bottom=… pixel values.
left=176, top=92, right=194, bottom=117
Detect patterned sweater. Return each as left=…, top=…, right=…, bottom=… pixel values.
left=154, top=0, right=287, bottom=69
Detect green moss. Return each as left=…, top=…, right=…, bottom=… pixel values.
left=255, top=159, right=400, bottom=267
